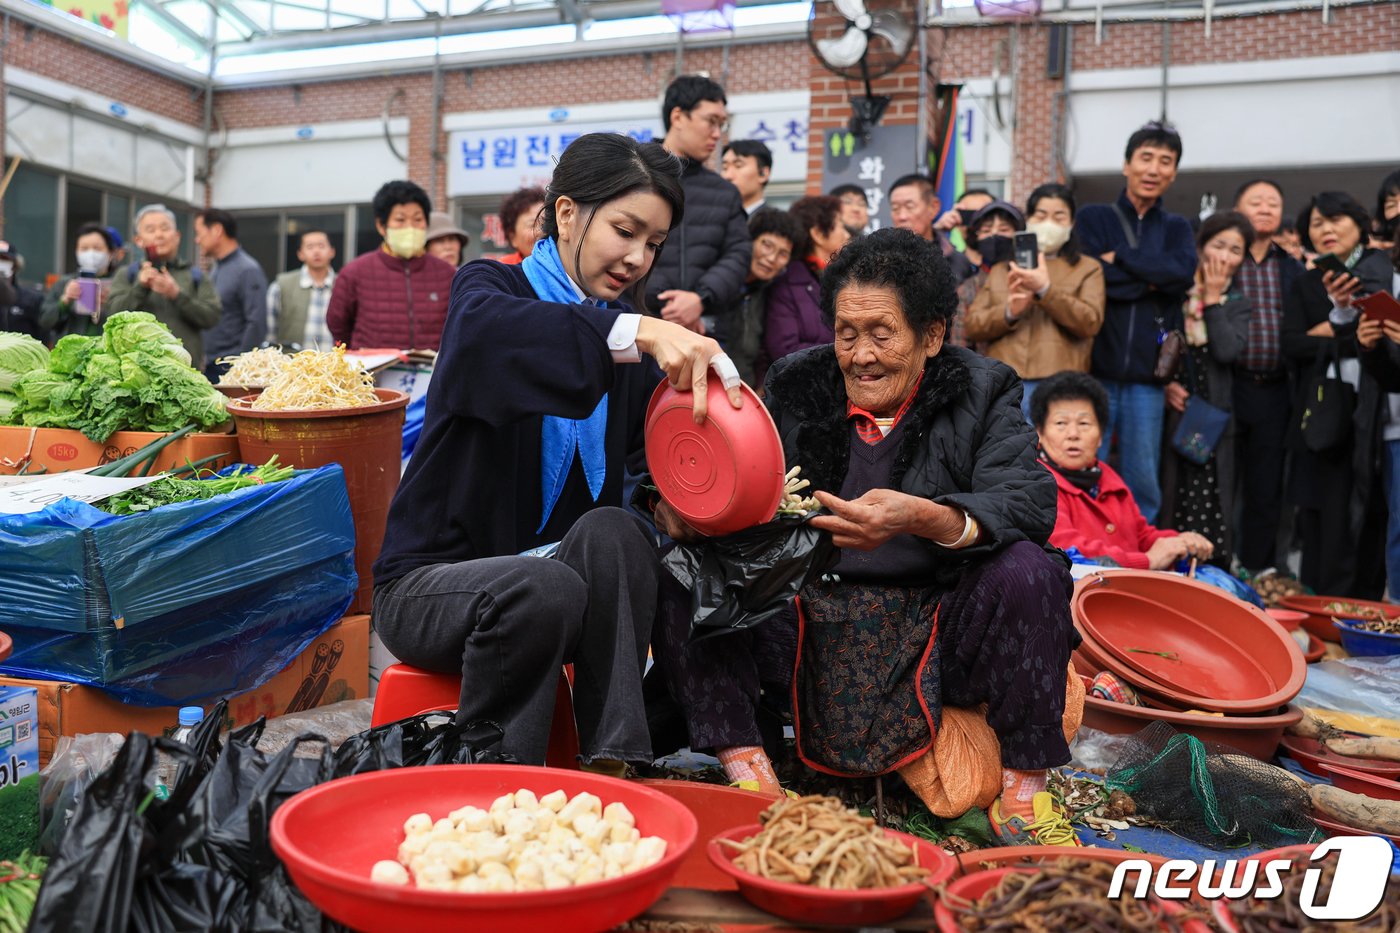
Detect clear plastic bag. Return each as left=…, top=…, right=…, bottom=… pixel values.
left=1296, top=655, right=1400, bottom=729
left=37, top=732, right=126, bottom=857
left=254, top=698, right=374, bottom=756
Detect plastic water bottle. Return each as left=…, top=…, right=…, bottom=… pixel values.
left=155, top=706, right=205, bottom=799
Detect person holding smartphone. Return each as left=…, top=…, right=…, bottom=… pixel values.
left=1281, top=191, right=1396, bottom=599
left=967, top=185, right=1106, bottom=421
left=40, top=223, right=118, bottom=341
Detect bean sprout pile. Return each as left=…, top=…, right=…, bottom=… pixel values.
left=249, top=347, right=379, bottom=411
left=216, top=347, right=291, bottom=386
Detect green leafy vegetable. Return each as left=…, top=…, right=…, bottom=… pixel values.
left=10, top=313, right=229, bottom=441
left=0, top=393, right=18, bottom=423
left=95, top=457, right=295, bottom=514
left=0, top=848, right=46, bottom=933
left=0, top=333, right=48, bottom=394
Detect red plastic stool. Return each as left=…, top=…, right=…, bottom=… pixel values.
left=371, top=664, right=580, bottom=769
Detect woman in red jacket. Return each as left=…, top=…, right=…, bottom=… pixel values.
left=1030, top=371, right=1213, bottom=570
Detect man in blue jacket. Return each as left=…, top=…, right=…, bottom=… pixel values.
left=1077, top=122, right=1196, bottom=523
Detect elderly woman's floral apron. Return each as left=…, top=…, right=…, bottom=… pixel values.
left=792, top=579, right=941, bottom=776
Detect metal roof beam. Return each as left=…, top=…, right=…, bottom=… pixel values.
left=134, top=0, right=214, bottom=48
left=215, top=0, right=773, bottom=57
left=215, top=0, right=268, bottom=37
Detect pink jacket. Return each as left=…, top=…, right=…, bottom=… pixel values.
left=1046, top=460, right=1177, bottom=569
left=327, top=248, right=456, bottom=351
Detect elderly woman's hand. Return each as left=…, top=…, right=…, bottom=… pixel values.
left=810, top=489, right=962, bottom=550
left=1178, top=531, right=1215, bottom=559
left=1358, top=315, right=1384, bottom=351
left=1321, top=270, right=1363, bottom=308
left=1146, top=536, right=1191, bottom=571
left=653, top=497, right=704, bottom=543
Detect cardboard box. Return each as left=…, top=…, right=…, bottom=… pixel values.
left=0, top=686, right=40, bottom=858
left=0, top=615, right=369, bottom=767
left=0, top=424, right=239, bottom=476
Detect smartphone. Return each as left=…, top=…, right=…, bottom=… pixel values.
left=1313, top=254, right=1350, bottom=278
left=957, top=208, right=977, bottom=227
left=143, top=245, right=167, bottom=271
left=75, top=272, right=100, bottom=315
left=1013, top=231, right=1039, bottom=269
left=1355, top=291, right=1400, bottom=326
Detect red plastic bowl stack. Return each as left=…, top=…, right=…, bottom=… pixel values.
left=1072, top=570, right=1308, bottom=759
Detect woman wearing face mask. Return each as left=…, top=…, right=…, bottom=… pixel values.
left=373, top=133, right=743, bottom=770
left=1157, top=212, right=1254, bottom=564
left=39, top=223, right=118, bottom=342
left=326, top=180, right=457, bottom=350
left=966, top=187, right=1106, bottom=418
left=1373, top=170, right=1400, bottom=251
left=1281, top=191, right=1396, bottom=598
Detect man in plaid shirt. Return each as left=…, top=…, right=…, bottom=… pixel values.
left=1231, top=179, right=1303, bottom=571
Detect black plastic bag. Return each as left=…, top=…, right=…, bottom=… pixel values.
left=662, top=515, right=836, bottom=640
left=332, top=714, right=514, bottom=778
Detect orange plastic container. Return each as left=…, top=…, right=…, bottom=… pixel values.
left=228, top=389, right=408, bottom=613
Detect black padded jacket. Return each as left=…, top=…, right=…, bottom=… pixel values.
left=644, top=158, right=752, bottom=315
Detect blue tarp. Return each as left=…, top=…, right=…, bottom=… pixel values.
left=0, top=464, right=356, bottom=705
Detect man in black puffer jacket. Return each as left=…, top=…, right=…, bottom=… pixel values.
left=645, top=75, right=753, bottom=338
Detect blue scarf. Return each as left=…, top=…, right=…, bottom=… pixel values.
left=521, top=237, right=609, bottom=533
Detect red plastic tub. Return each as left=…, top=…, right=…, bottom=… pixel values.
left=950, top=844, right=1169, bottom=877
left=1073, top=572, right=1305, bottom=714
left=934, top=867, right=1209, bottom=933
left=1278, top=735, right=1400, bottom=779
left=1278, top=594, right=1400, bottom=644
left=270, top=764, right=698, bottom=933
left=636, top=780, right=773, bottom=891
left=1318, top=762, right=1400, bottom=801
left=706, top=823, right=956, bottom=926
left=644, top=379, right=785, bottom=536
left=1080, top=690, right=1302, bottom=761
left=229, top=388, right=407, bottom=613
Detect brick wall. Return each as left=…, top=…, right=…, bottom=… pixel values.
left=2, top=23, right=204, bottom=127
left=1070, top=3, right=1398, bottom=71
left=214, top=41, right=811, bottom=204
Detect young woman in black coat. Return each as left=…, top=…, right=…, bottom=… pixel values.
left=1281, top=191, right=1395, bottom=598
left=372, top=133, right=743, bottom=769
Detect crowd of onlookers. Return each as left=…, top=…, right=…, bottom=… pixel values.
left=2, top=71, right=1398, bottom=604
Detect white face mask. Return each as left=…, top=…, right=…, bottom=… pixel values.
left=1025, top=220, right=1072, bottom=256
left=77, top=249, right=110, bottom=275
left=0, top=260, right=13, bottom=280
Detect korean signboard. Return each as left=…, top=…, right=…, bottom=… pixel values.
left=448, top=111, right=809, bottom=199
left=820, top=123, right=921, bottom=232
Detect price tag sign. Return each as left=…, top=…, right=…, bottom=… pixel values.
left=0, top=472, right=165, bottom=515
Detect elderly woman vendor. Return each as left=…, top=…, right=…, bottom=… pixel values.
left=1031, top=371, right=1213, bottom=570
left=652, top=229, right=1081, bottom=845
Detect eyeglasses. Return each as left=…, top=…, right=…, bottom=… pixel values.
left=754, top=236, right=792, bottom=263
left=691, top=113, right=729, bottom=133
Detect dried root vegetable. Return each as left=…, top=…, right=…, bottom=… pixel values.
left=250, top=346, right=379, bottom=411
left=375, top=789, right=667, bottom=893
left=775, top=466, right=821, bottom=517
left=217, top=347, right=291, bottom=386
left=718, top=795, right=930, bottom=890
left=946, top=858, right=1203, bottom=932
left=1226, top=853, right=1400, bottom=932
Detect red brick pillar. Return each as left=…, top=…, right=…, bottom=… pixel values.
left=1009, top=24, right=1060, bottom=202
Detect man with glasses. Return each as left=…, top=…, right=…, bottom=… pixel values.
left=648, top=75, right=753, bottom=339
left=828, top=184, right=870, bottom=237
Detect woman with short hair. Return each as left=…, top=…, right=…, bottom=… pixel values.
left=761, top=195, right=851, bottom=369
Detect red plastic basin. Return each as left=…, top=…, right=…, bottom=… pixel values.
left=1318, top=762, right=1400, bottom=801
left=636, top=780, right=773, bottom=891
left=706, top=823, right=956, bottom=926
left=1079, top=688, right=1302, bottom=761
left=270, top=765, right=698, bottom=933
left=644, top=378, right=785, bottom=536
left=1278, top=735, right=1400, bottom=780
left=1265, top=608, right=1308, bottom=632
left=1073, top=572, right=1305, bottom=714
left=934, top=866, right=1209, bottom=933
left=950, top=844, right=1169, bottom=877
left=1278, top=594, right=1400, bottom=644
